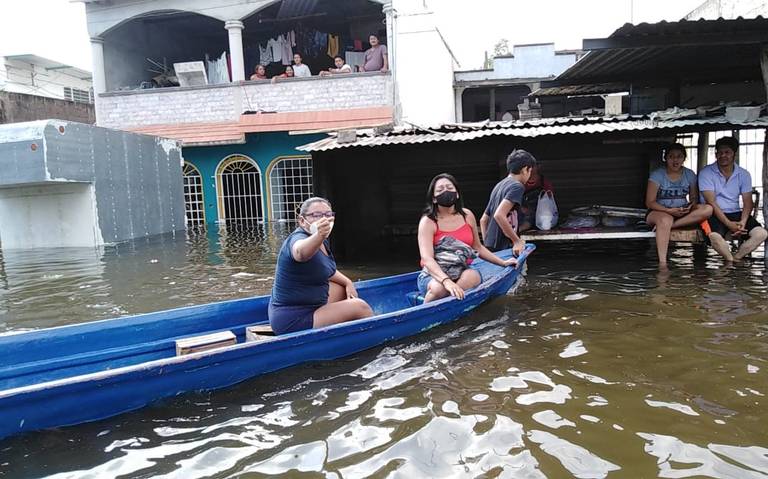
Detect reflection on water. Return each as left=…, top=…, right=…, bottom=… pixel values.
left=1, top=233, right=768, bottom=478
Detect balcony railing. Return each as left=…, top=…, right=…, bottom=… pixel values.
left=97, top=72, right=393, bottom=131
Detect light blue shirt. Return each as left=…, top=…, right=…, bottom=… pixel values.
left=698, top=163, right=752, bottom=213
left=649, top=167, right=697, bottom=208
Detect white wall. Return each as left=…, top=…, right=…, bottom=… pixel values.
left=0, top=183, right=103, bottom=249
left=455, top=44, right=580, bottom=82
left=0, top=57, right=93, bottom=100
left=392, top=0, right=456, bottom=126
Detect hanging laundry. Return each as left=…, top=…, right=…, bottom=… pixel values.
left=288, top=30, right=296, bottom=47
left=312, top=30, right=327, bottom=57
left=280, top=34, right=293, bottom=65
left=327, top=34, right=339, bottom=58
left=259, top=43, right=272, bottom=66
left=207, top=51, right=230, bottom=84
left=354, top=39, right=363, bottom=51
left=268, top=37, right=282, bottom=63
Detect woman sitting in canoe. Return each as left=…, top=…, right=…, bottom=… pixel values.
left=269, top=197, right=373, bottom=334
left=417, top=173, right=518, bottom=303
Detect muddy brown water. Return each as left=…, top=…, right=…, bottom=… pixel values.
left=0, top=226, right=767, bottom=478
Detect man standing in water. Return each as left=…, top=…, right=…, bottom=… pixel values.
left=480, top=149, right=536, bottom=255
left=699, top=136, right=768, bottom=261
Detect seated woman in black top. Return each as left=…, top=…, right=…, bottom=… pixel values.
left=268, top=197, right=373, bottom=335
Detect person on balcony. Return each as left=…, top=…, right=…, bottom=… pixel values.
left=320, top=56, right=352, bottom=76
left=271, top=65, right=295, bottom=83
left=250, top=64, right=268, bottom=81
left=360, top=34, right=389, bottom=73
left=292, top=53, right=312, bottom=77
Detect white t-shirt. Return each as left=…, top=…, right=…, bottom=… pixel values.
left=293, top=64, right=311, bottom=77
left=331, top=64, right=352, bottom=73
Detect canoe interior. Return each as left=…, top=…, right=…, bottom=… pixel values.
left=0, top=250, right=521, bottom=393
left=0, top=268, right=425, bottom=391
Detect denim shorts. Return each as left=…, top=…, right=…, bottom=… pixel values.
left=268, top=302, right=320, bottom=335
left=417, top=269, right=483, bottom=296
left=417, top=272, right=433, bottom=296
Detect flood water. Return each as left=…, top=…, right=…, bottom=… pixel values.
left=1, top=226, right=767, bottom=478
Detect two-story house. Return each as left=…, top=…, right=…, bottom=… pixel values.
left=78, top=0, right=458, bottom=228
left=0, top=54, right=94, bottom=124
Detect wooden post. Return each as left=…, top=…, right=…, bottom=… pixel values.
left=697, top=130, right=708, bottom=172
left=760, top=45, right=768, bottom=255
left=489, top=88, right=496, bottom=121
left=763, top=128, right=768, bottom=225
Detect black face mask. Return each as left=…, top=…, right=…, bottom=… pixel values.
left=435, top=190, right=458, bottom=207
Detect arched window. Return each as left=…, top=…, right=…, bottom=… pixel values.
left=268, top=156, right=313, bottom=221
left=216, top=155, right=264, bottom=225
left=182, top=162, right=206, bottom=226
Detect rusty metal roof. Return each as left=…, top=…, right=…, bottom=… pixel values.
left=530, top=82, right=629, bottom=97
left=297, top=115, right=768, bottom=152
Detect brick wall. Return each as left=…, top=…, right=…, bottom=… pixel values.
left=0, top=92, right=95, bottom=124
left=98, top=72, right=392, bottom=129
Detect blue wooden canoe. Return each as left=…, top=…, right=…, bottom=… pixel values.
left=0, top=245, right=534, bottom=439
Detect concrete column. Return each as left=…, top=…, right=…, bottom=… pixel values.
left=454, top=86, right=465, bottom=122
left=90, top=37, right=107, bottom=125
left=382, top=3, right=398, bottom=121
left=225, top=20, right=245, bottom=82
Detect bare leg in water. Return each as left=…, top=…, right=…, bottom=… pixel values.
left=647, top=204, right=712, bottom=265
left=734, top=226, right=768, bottom=260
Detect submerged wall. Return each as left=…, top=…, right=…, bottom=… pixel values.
left=0, top=120, right=185, bottom=248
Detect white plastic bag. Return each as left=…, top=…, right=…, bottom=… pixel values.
left=535, top=190, right=558, bottom=230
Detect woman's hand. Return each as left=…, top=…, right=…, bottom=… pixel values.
left=667, top=206, right=690, bottom=218
left=442, top=278, right=465, bottom=300
left=313, top=218, right=333, bottom=239
left=345, top=282, right=359, bottom=299
left=501, top=258, right=518, bottom=267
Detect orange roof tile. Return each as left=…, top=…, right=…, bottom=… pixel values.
left=129, top=107, right=394, bottom=146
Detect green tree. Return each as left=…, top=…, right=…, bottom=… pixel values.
left=493, top=38, right=510, bottom=57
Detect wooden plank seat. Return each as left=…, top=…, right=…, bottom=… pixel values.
left=246, top=324, right=276, bottom=342
left=175, top=331, right=237, bottom=356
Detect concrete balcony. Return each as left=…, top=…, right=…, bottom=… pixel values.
left=96, top=72, right=395, bottom=145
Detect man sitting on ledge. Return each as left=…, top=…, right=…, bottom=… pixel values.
left=699, top=136, right=768, bottom=261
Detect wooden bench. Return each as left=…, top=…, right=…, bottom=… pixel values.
left=175, top=331, right=237, bottom=356
left=246, top=324, right=276, bottom=342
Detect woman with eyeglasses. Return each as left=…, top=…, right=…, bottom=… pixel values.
left=268, top=197, right=373, bottom=335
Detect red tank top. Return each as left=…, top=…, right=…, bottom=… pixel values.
left=433, top=222, right=474, bottom=246
left=420, top=219, right=475, bottom=267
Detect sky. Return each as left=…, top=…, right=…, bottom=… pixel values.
left=0, top=0, right=704, bottom=72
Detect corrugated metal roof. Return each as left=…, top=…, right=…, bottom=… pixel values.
left=553, top=17, right=768, bottom=85
left=530, top=82, right=629, bottom=97
left=297, top=115, right=768, bottom=152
